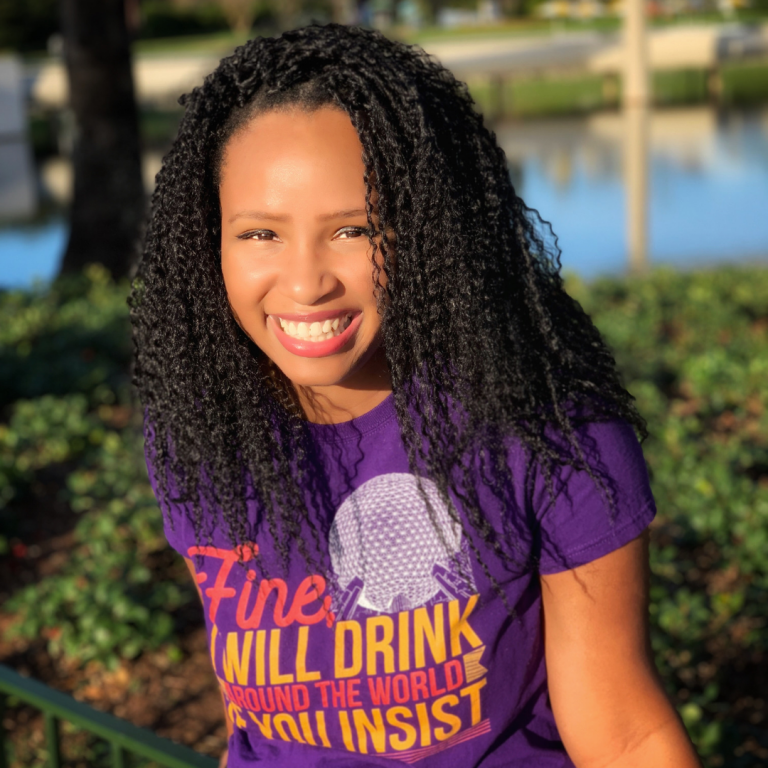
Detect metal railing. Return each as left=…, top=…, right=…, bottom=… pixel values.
left=0, top=664, right=217, bottom=768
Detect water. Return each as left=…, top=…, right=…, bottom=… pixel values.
left=2, top=106, right=768, bottom=288
left=496, top=107, right=768, bottom=277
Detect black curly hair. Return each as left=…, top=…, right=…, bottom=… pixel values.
left=130, top=23, right=646, bottom=582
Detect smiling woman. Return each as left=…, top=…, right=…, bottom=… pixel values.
left=219, top=107, right=390, bottom=418
left=130, top=24, right=701, bottom=768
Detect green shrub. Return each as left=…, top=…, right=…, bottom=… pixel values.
left=138, top=0, right=229, bottom=40
left=1, top=265, right=193, bottom=669
left=1, top=264, right=766, bottom=763
left=6, top=420, right=190, bottom=667
left=568, top=266, right=768, bottom=764
left=0, top=265, right=132, bottom=407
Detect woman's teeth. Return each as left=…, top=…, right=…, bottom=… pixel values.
left=278, top=314, right=353, bottom=342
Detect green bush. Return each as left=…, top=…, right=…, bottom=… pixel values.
left=138, top=0, right=230, bottom=40
left=568, top=266, right=768, bottom=765
left=0, top=265, right=132, bottom=406
left=1, top=264, right=766, bottom=763
left=1, top=266, right=193, bottom=669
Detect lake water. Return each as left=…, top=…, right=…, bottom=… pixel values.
left=2, top=105, right=767, bottom=288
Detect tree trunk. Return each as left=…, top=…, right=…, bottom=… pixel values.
left=59, top=0, right=145, bottom=280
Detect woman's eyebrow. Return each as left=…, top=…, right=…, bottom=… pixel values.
left=228, top=208, right=368, bottom=224
left=228, top=210, right=289, bottom=224
left=317, top=208, right=368, bottom=221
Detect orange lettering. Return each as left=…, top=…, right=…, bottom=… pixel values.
left=237, top=578, right=290, bottom=629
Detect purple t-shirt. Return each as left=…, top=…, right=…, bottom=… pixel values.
left=150, top=394, right=655, bottom=767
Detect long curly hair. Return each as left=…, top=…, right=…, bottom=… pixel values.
left=130, top=24, right=645, bottom=580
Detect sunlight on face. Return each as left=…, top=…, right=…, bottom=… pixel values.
left=219, top=107, right=389, bottom=410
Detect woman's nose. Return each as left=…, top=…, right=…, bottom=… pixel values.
left=279, top=240, right=338, bottom=306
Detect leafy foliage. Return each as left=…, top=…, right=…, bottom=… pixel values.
left=0, top=0, right=57, bottom=53
left=568, top=266, right=768, bottom=765
left=1, top=266, right=193, bottom=669
left=1, top=264, right=766, bottom=763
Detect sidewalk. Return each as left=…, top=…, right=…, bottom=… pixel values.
left=26, top=23, right=768, bottom=109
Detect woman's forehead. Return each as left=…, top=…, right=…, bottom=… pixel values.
left=219, top=107, right=368, bottom=216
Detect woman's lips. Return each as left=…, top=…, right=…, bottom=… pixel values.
left=269, top=312, right=363, bottom=358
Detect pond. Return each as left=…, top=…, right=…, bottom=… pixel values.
left=496, top=106, right=768, bottom=278
left=1, top=105, right=768, bottom=288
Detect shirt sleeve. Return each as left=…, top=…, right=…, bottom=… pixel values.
left=532, top=419, right=656, bottom=575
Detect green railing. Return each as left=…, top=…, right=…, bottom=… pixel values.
left=0, top=664, right=218, bottom=768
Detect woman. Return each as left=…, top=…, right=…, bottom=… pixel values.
left=131, top=24, right=701, bottom=768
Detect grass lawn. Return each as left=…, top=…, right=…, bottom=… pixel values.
left=467, top=59, right=768, bottom=118
left=125, top=12, right=768, bottom=57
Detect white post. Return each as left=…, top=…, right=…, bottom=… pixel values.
left=623, top=0, right=649, bottom=273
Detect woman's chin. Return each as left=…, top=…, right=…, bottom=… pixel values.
left=272, top=355, right=361, bottom=391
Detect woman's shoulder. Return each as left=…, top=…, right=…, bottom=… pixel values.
left=527, top=414, right=656, bottom=575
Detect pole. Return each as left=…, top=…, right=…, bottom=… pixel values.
left=624, top=0, right=650, bottom=273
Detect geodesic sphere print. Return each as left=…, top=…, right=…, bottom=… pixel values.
left=329, top=473, right=466, bottom=612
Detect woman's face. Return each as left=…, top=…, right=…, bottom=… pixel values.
left=219, top=106, right=388, bottom=400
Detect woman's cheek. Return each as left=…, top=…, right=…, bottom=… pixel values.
left=223, top=252, right=267, bottom=305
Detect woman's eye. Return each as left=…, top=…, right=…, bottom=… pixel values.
left=239, top=230, right=278, bottom=242
left=336, top=226, right=369, bottom=240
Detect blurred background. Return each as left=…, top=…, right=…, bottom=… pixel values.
left=0, top=1, right=766, bottom=766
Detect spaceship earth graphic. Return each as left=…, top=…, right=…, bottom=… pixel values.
left=329, top=473, right=474, bottom=613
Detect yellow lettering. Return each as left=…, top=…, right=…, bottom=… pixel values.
left=222, top=631, right=252, bottom=685
left=298, top=711, right=316, bottom=746
left=415, top=701, right=432, bottom=746
left=449, top=596, right=482, bottom=656
left=432, top=694, right=461, bottom=740
left=334, top=621, right=363, bottom=678
left=227, top=701, right=246, bottom=729
left=353, top=708, right=387, bottom=754
left=386, top=706, right=417, bottom=751
left=460, top=678, right=487, bottom=725
left=274, top=713, right=304, bottom=743
left=414, top=603, right=446, bottom=667
left=315, top=710, right=331, bottom=748
left=269, top=629, right=294, bottom=684
left=247, top=712, right=272, bottom=739
left=210, top=624, right=218, bottom=674
left=366, top=616, right=395, bottom=675
left=398, top=611, right=410, bottom=671
left=296, top=625, right=321, bottom=682
left=255, top=630, right=266, bottom=686
left=338, top=710, right=356, bottom=752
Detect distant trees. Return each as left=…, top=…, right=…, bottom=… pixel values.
left=58, top=0, right=145, bottom=279
left=0, top=0, right=58, bottom=52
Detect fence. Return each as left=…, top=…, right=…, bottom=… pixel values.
left=0, top=664, right=217, bottom=768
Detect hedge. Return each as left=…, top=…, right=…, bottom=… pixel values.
left=1, top=263, right=766, bottom=765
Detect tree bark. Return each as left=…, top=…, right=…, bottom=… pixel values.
left=59, top=0, right=145, bottom=280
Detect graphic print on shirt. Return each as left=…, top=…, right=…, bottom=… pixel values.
left=330, top=473, right=477, bottom=619
left=191, top=473, right=490, bottom=763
